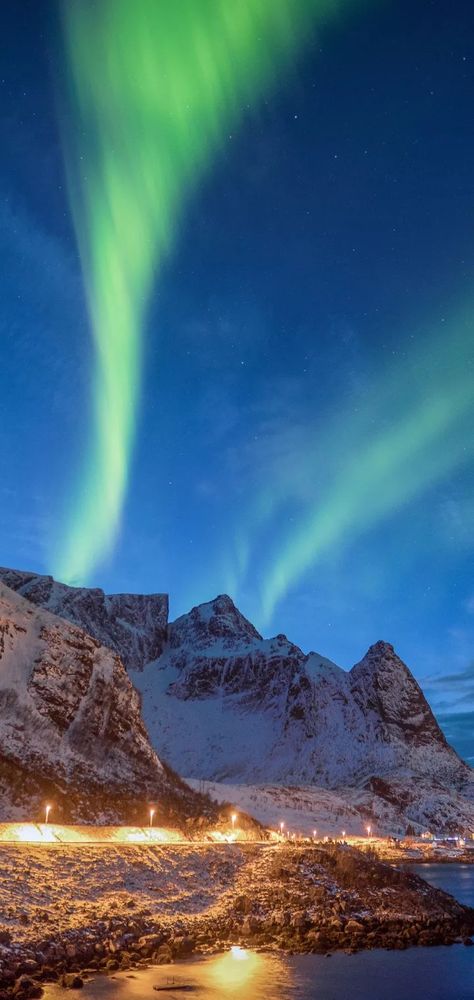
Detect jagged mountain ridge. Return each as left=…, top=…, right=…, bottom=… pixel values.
left=2, top=569, right=472, bottom=832
left=0, top=567, right=168, bottom=671
left=0, top=582, right=206, bottom=824
left=131, top=594, right=470, bottom=791
left=136, top=594, right=474, bottom=832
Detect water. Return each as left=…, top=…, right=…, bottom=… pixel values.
left=45, top=864, right=474, bottom=1000
left=411, top=862, right=474, bottom=907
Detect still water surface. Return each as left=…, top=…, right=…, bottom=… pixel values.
left=412, top=861, right=474, bottom=907
left=46, top=864, right=474, bottom=1000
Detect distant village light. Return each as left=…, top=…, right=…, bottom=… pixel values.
left=366, top=824, right=372, bottom=837
left=44, top=804, right=52, bottom=824
left=280, top=821, right=284, bottom=834
left=231, top=813, right=237, bottom=829
left=313, top=829, right=317, bottom=839
left=342, top=830, right=346, bottom=839
left=149, top=808, right=155, bottom=827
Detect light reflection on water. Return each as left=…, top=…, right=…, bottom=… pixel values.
left=46, top=949, right=295, bottom=999
left=45, top=944, right=474, bottom=1000
left=209, top=946, right=270, bottom=992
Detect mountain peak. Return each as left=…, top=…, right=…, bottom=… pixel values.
left=350, top=641, right=456, bottom=756
left=367, top=639, right=396, bottom=657
left=352, top=640, right=400, bottom=674
left=169, top=594, right=262, bottom=650
left=211, top=594, right=239, bottom=611
left=2, top=566, right=472, bottom=834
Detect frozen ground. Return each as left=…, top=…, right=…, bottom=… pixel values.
left=187, top=779, right=474, bottom=837
left=0, top=843, right=253, bottom=945
left=0, top=842, right=470, bottom=952
left=187, top=781, right=363, bottom=836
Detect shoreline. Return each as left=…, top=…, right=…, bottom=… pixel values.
left=0, top=843, right=472, bottom=998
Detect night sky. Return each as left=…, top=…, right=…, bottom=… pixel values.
left=1, top=0, right=473, bottom=760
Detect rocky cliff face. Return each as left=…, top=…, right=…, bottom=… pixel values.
left=0, top=583, right=202, bottom=824
left=0, top=567, right=168, bottom=671
left=349, top=640, right=452, bottom=750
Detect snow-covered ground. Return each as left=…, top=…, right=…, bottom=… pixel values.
left=0, top=843, right=251, bottom=950
left=187, top=781, right=363, bottom=836
left=187, top=779, right=474, bottom=837
left=0, top=842, right=470, bottom=964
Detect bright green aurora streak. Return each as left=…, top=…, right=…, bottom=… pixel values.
left=256, top=308, right=474, bottom=625
left=55, top=0, right=354, bottom=584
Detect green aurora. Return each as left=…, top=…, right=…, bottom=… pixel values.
left=235, top=308, right=474, bottom=625
left=54, top=0, right=353, bottom=584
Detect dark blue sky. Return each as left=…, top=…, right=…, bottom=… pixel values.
left=1, top=0, right=473, bottom=759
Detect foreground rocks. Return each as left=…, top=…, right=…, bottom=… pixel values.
left=0, top=843, right=472, bottom=997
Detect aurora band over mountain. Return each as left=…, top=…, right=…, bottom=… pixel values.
left=255, top=307, right=474, bottom=623
left=54, top=0, right=357, bottom=585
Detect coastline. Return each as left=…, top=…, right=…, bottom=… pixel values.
left=0, top=843, right=473, bottom=998
left=350, top=838, right=474, bottom=866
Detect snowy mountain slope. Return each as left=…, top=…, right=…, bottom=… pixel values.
left=186, top=777, right=474, bottom=837
left=0, top=567, right=168, bottom=670
left=0, top=583, right=204, bottom=824
left=186, top=780, right=364, bottom=836
left=131, top=595, right=471, bottom=791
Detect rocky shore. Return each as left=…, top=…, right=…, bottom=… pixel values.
left=0, top=843, right=472, bottom=997
left=365, top=839, right=474, bottom=865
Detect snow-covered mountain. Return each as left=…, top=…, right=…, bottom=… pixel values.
left=0, top=582, right=203, bottom=824
left=3, top=570, right=472, bottom=832
left=131, top=595, right=470, bottom=788
left=131, top=595, right=474, bottom=832
left=0, top=567, right=168, bottom=671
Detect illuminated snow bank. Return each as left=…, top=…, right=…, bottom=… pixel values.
left=0, top=823, right=184, bottom=845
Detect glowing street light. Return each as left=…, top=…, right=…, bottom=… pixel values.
left=280, top=821, right=284, bottom=835
left=313, top=829, right=317, bottom=839
left=44, top=804, right=52, bottom=824
left=231, top=813, right=237, bottom=829
left=342, top=830, right=346, bottom=840
left=149, top=808, right=155, bottom=827
left=366, top=824, right=372, bottom=838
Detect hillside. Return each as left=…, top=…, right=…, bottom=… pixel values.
left=0, top=582, right=209, bottom=825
